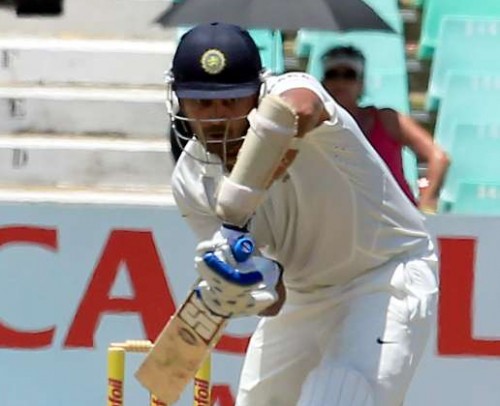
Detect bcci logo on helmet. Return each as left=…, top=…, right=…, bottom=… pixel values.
left=200, top=49, right=226, bottom=75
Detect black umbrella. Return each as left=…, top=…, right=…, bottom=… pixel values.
left=156, top=0, right=394, bottom=32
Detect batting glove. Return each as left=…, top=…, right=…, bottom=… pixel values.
left=195, top=225, right=281, bottom=317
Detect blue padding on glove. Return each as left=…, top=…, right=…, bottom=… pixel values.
left=202, top=252, right=263, bottom=286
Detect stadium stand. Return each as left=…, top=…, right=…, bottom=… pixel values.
left=434, top=71, right=500, bottom=213
left=451, top=181, right=500, bottom=215
left=418, top=0, right=500, bottom=59
left=248, top=29, right=285, bottom=74
left=433, top=72, right=500, bottom=153
left=439, top=123, right=500, bottom=212
left=6, top=0, right=500, bottom=215
left=414, top=1, right=500, bottom=213
left=426, top=17, right=500, bottom=111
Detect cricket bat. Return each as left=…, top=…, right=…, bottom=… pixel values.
left=135, top=289, right=227, bottom=404
left=135, top=236, right=254, bottom=403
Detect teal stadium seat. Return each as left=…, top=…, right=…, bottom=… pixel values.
left=450, top=181, right=500, bottom=215
left=302, top=32, right=409, bottom=113
left=426, top=17, right=500, bottom=111
left=418, top=0, right=500, bottom=59
left=249, top=29, right=285, bottom=74
left=361, top=72, right=410, bottom=113
left=439, top=123, right=500, bottom=211
left=433, top=72, right=500, bottom=153
left=176, top=27, right=285, bottom=74
left=295, top=30, right=322, bottom=59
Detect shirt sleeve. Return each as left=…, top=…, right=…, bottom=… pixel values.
left=171, top=163, right=221, bottom=243
left=266, top=72, right=339, bottom=121
left=174, top=191, right=220, bottom=242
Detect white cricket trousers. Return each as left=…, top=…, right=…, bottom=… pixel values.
left=236, top=243, right=438, bottom=406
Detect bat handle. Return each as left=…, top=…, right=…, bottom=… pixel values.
left=231, top=236, right=254, bottom=263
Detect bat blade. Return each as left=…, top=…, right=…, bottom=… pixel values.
left=135, top=290, right=228, bottom=404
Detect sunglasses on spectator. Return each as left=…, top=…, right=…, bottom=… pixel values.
left=324, top=68, right=359, bottom=81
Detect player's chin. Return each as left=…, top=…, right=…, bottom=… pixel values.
left=214, top=148, right=239, bottom=166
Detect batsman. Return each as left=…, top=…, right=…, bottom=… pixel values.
left=167, top=22, right=438, bottom=405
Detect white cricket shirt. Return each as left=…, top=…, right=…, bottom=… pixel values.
left=172, top=73, right=431, bottom=289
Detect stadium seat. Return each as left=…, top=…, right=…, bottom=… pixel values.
left=439, top=123, right=500, bottom=211
left=360, top=71, right=410, bottom=113
left=301, top=31, right=409, bottom=113
left=426, top=17, right=500, bottom=111
left=433, top=72, right=500, bottom=152
left=450, top=181, right=500, bottom=215
left=248, top=29, right=285, bottom=74
left=295, top=30, right=322, bottom=59
left=418, top=0, right=500, bottom=59
left=176, top=27, right=285, bottom=74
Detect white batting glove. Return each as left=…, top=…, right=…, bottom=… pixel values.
left=196, top=257, right=281, bottom=317
left=195, top=225, right=257, bottom=294
left=195, top=225, right=281, bottom=317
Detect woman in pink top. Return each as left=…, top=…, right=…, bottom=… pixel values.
left=321, top=46, right=450, bottom=213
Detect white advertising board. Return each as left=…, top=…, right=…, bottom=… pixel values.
left=0, top=203, right=256, bottom=406
left=1, top=202, right=500, bottom=406
left=406, top=215, right=500, bottom=406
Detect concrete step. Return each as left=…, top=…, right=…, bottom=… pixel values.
left=0, top=186, right=175, bottom=205
left=0, top=85, right=168, bottom=136
left=0, top=0, right=174, bottom=40
left=0, top=133, right=174, bottom=189
left=0, top=38, right=176, bottom=86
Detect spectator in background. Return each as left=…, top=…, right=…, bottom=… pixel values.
left=321, top=45, right=450, bottom=213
